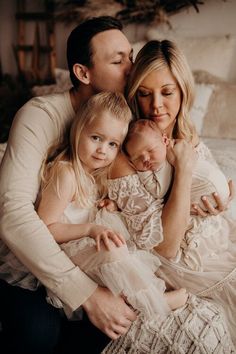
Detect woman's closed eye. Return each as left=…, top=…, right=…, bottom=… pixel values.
left=162, top=90, right=174, bottom=96
left=137, top=89, right=150, bottom=97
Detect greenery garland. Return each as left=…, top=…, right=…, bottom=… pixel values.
left=54, top=0, right=205, bottom=26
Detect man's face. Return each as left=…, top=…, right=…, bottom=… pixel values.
left=88, top=29, right=133, bottom=94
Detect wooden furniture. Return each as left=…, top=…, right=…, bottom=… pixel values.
left=14, top=0, right=56, bottom=85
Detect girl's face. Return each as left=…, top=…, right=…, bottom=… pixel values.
left=78, top=111, right=127, bottom=173
left=126, top=128, right=168, bottom=172
left=136, top=67, right=181, bottom=137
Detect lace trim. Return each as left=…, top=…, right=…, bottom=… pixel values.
left=108, top=174, right=164, bottom=250
left=197, top=267, right=236, bottom=297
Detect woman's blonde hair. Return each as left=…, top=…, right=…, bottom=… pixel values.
left=126, top=40, right=197, bottom=143
left=41, top=91, right=132, bottom=207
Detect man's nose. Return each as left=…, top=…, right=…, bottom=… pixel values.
left=125, top=58, right=133, bottom=76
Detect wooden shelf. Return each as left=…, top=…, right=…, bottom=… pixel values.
left=14, top=0, right=56, bottom=85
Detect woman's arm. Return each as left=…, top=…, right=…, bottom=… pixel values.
left=154, top=140, right=196, bottom=259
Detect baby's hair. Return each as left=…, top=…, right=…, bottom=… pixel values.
left=123, top=119, right=162, bottom=157
left=41, top=92, right=132, bottom=207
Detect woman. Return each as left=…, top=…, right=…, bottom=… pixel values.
left=102, top=40, right=235, bottom=352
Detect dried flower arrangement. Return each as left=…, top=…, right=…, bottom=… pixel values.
left=54, top=0, right=205, bottom=26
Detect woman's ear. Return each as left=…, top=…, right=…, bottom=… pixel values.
left=73, top=64, right=90, bottom=85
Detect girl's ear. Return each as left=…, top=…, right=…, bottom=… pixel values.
left=73, top=64, right=90, bottom=85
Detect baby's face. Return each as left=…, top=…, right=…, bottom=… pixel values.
left=126, top=129, right=167, bottom=171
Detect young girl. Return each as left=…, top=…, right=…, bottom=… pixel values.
left=37, top=91, right=188, bottom=322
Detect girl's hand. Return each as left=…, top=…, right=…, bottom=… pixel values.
left=191, top=180, right=235, bottom=216
left=98, top=198, right=118, bottom=212
left=89, top=224, right=126, bottom=251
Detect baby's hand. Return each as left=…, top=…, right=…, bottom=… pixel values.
left=167, top=139, right=197, bottom=173
left=89, top=224, right=126, bottom=251
left=98, top=198, right=118, bottom=212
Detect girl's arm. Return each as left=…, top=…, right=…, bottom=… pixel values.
left=37, top=165, right=125, bottom=250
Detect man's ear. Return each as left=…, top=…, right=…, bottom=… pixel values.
left=73, top=64, right=90, bottom=85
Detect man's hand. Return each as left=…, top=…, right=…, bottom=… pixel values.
left=82, top=286, right=137, bottom=340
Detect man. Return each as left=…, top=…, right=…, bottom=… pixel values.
left=0, top=16, right=136, bottom=354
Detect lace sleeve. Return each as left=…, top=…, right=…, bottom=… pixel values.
left=108, top=174, right=164, bottom=250
left=195, top=141, right=219, bottom=168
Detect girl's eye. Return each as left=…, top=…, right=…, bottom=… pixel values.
left=91, top=135, right=100, bottom=141
left=109, top=142, right=119, bottom=148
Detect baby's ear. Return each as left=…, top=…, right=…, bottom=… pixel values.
left=162, top=133, right=170, bottom=146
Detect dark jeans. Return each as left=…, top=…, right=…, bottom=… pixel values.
left=0, top=279, right=110, bottom=354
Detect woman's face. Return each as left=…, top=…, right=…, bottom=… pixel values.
left=136, top=67, right=181, bottom=137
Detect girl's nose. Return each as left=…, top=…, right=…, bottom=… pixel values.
left=97, top=144, right=106, bottom=154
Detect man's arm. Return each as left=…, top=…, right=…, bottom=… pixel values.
left=0, top=100, right=97, bottom=311
left=0, top=98, right=136, bottom=337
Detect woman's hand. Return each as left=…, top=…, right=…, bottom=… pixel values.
left=191, top=180, right=235, bottom=216
left=89, top=224, right=126, bottom=251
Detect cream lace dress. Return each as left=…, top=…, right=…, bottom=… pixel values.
left=55, top=202, right=170, bottom=321
left=106, top=141, right=236, bottom=348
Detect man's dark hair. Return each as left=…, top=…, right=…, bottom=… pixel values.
left=67, top=16, right=123, bottom=88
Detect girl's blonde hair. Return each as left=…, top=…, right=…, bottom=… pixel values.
left=41, top=91, right=132, bottom=207
left=126, top=40, right=197, bottom=143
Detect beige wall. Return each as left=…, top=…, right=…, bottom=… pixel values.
left=0, top=0, right=236, bottom=76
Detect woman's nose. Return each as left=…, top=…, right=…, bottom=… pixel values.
left=152, top=93, right=163, bottom=110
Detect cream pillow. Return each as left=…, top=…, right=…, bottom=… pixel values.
left=201, top=82, right=236, bottom=139
left=190, top=83, right=213, bottom=136
left=146, top=30, right=236, bottom=82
